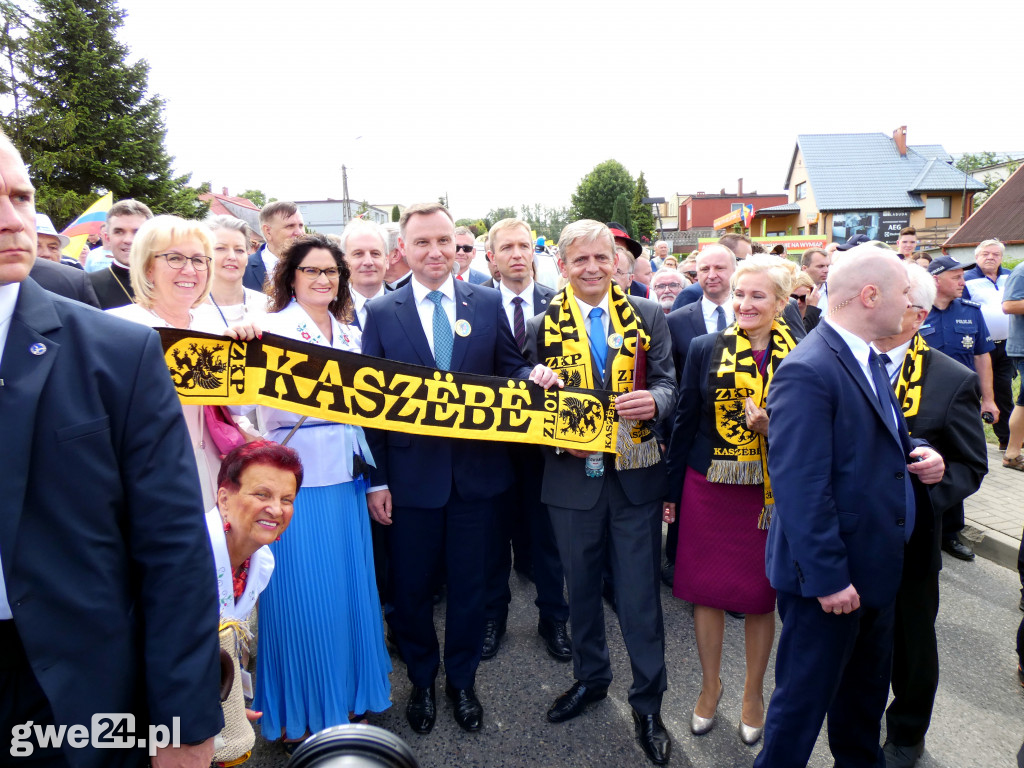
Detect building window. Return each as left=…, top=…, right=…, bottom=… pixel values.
left=925, top=196, right=951, bottom=218
left=809, top=222, right=818, bottom=235
left=798, top=227, right=805, bottom=236
left=795, top=182, right=807, bottom=200
left=730, top=203, right=743, bottom=212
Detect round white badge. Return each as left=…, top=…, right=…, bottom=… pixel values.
left=455, top=319, right=472, bottom=337
left=608, top=333, right=624, bottom=349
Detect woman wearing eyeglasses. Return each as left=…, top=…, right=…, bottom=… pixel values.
left=253, top=234, right=391, bottom=751
left=106, top=215, right=260, bottom=509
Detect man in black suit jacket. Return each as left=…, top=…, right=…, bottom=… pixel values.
left=524, top=220, right=675, bottom=766
left=87, top=199, right=153, bottom=309
left=0, top=134, right=221, bottom=768
left=479, top=218, right=569, bottom=662
left=876, top=262, right=988, bottom=768
left=29, top=257, right=100, bottom=307
left=242, top=201, right=304, bottom=291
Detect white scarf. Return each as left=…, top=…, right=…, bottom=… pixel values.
left=205, top=507, right=274, bottom=622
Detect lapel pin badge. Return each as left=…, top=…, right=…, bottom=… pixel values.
left=29, top=342, right=47, bottom=356
left=608, top=333, right=624, bottom=349
left=455, top=319, right=472, bottom=337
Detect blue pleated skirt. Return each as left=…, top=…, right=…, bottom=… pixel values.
left=254, top=480, right=392, bottom=739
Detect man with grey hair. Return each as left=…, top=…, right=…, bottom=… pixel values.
left=453, top=226, right=488, bottom=284
left=87, top=198, right=154, bottom=308
left=652, top=240, right=670, bottom=270
left=650, top=268, right=684, bottom=314
left=383, top=221, right=411, bottom=290
left=963, top=239, right=1013, bottom=449
left=341, top=218, right=389, bottom=328
left=874, top=261, right=988, bottom=768
left=242, top=200, right=304, bottom=291
left=755, top=246, right=944, bottom=768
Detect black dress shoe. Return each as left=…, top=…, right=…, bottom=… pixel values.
left=445, top=682, right=483, bottom=731
left=538, top=618, right=572, bottom=661
left=632, top=710, right=671, bottom=766
left=481, top=618, right=505, bottom=660
left=406, top=684, right=436, bottom=733
left=882, top=738, right=924, bottom=768
left=660, top=561, right=675, bottom=588
left=942, top=538, right=975, bottom=561
left=547, top=681, right=608, bottom=723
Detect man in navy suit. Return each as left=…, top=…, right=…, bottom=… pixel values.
left=0, top=132, right=221, bottom=767
left=242, top=201, right=304, bottom=291
left=754, top=246, right=945, bottom=768
left=478, top=218, right=570, bottom=663
left=361, top=203, right=560, bottom=735
left=672, top=233, right=753, bottom=311
left=454, top=226, right=490, bottom=285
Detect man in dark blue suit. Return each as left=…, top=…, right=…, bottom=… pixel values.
left=671, top=233, right=754, bottom=311
left=242, top=201, right=304, bottom=291
left=755, top=247, right=945, bottom=768
left=361, top=203, right=560, bottom=735
left=0, top=133, right=221, bottom=768
left=477, top=218, right=570, bottom=662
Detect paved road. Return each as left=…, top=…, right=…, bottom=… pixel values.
left=246, top=548, right=1024, bottom=768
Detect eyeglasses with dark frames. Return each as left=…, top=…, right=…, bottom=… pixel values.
left=156, top=253, right=211, bottom=271
left=296, top=266, right=341, bottom=279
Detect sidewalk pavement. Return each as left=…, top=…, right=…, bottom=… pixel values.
left=963, top=444, right=1023, bottom=571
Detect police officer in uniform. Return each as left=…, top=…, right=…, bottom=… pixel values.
left=921, top=255, right=996, bottom=561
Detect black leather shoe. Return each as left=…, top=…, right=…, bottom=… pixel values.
left=882, top=738, right=924, bottom=768
left=481, top=618, right=505, bottom=660
left=445, top=682, right=483, bottom=732
left=547, top=681, right=608, bottom=723
left=406, top=684, right=436, bottom=733
left=538, top=618, right=572, bottom=661
left=942, top=538, right=975, bottom=561
left=660, top=561, right=674, bottom=588
left=632, top=710, right=671, bottom=766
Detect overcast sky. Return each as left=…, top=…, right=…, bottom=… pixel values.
left=112, top=0, right=1021, bottom=219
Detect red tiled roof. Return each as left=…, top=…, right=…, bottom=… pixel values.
left=943, top=165, right=1024, bottom=247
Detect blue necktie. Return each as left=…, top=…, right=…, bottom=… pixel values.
left=427, top=290, right=452, bottom=371
left=588, top=307, right=607, bottom=381
left=714, top=305, right=726, bottom=331
left=869, top=350, right=915, bottom=541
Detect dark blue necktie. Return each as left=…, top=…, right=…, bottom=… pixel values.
left=714, top=305, right=726, bottom=331
left=588, top=307, right=606, bottom=381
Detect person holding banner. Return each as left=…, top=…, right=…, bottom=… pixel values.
left=254, top=233, right=392, bottom=748
left=664, top=256, right=799, bottom=746
left=524, top=219, right=675, bottom=767
left=361, top=203, right=561, bottom=736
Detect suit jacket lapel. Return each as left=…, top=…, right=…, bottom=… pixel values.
left=820, top=323, right=900, bottom=443
left=688, top=302, right=706, bottom=336
left=0, top=280, right=62, bottom=563
left=532, top=285, right=551, bottom=317
left=451, top=281, right=472, bottom=371
left=395, top=289, right=435, bottom=367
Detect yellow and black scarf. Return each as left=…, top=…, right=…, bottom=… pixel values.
left=707, top=321, right=798, bottom=528
left=892, top=333, right=930, bottom=435
left=538, top=283, right=660, bottom=471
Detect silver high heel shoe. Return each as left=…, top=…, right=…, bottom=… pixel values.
left=738, top=696, right=765, bottom=745
left=690, top=680, right=723, bottom=735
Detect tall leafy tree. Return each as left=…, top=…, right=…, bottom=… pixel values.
left=955, top=152, right=1020, bottom=211
left=570, top=160, right=635, bottom=223
left=484, top=206, right=518, bottom=229
left=611, top=193, right=632, bottom=237
left=631, top=171, right=656, bottom=242
left=2, top=0, right=207, bottom=225
left=239, top=189, right=277, bottom=208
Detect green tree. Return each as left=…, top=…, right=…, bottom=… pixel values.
left=518, top=203, right=571, bottom=243
left=611, top=193, right=632, bottom=237
left=391, top=205, right=400, bottom=222
left=0, top=2, right=31, bottom=128
left=238, top=189, right=277, bottom=208
left=484, top=206, right=518, bottom=229
left=570, top=159, right=635, bottom=223
left=1, top=0, right=208, bottom=224
left=631, top=171, right=656, bottom=243
left=955, top=152, right=1020, bottom=211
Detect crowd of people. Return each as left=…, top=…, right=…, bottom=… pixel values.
left=2, top=121, right=1015, bottom=768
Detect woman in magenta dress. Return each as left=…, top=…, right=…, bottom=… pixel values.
left=664, top=255, right=799, bottom=746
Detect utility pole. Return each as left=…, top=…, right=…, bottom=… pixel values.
left=342, top=164, right=351, bottom=225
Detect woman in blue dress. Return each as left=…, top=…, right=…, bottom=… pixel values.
left=254, top=234, right=391, bottom=747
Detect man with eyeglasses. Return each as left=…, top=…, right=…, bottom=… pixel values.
left=88, top=198, right=154, bottom=309
left=453, top=226, right=489, bottom=285
left=650, top=268, right=684, bottom=314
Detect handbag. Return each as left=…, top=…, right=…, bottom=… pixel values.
left=205, top=406, right=247, bottom=458
left=213, top=619, right=254, bottom=767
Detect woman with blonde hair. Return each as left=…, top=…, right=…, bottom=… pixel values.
left=664, top=255, right=799, bottom=746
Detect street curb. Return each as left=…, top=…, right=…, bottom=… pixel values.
left=962, top=524, right=1019, bottom=571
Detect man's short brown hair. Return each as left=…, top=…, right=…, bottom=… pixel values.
left=899, top=226, right=917, bottom=238
left=399, top=202, right=454, bottom=239
left=258, top=200, right=298, bottom=228
left=106, top=199, right=153, bottom=225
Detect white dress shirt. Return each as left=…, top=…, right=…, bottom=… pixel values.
left=879, top=339, right=913, bottom=384
left=573, top=293, right=611, bottom=340
left=0, top=282, right=21, bottom=618
left=499, top=279, right=534, bottom=327
left=261, top=247, right=279, bottom=281
left=411, top=275, right=456, bottom=357
left=701, top=295, right=734, bottom=334
left=351, top=284, right=386, bottom=329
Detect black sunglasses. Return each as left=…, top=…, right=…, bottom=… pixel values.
left=455, top=245, right=475, bottom=254
left=790, top=293, right=808, bottom=303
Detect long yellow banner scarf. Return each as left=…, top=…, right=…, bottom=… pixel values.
left=892, top=332, right=929, bottom=434
left=707, top=320, right=798, bottom=529
left=537, top=283, right=660, bottom=471
left=156, top=329, right=618, bottom=453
